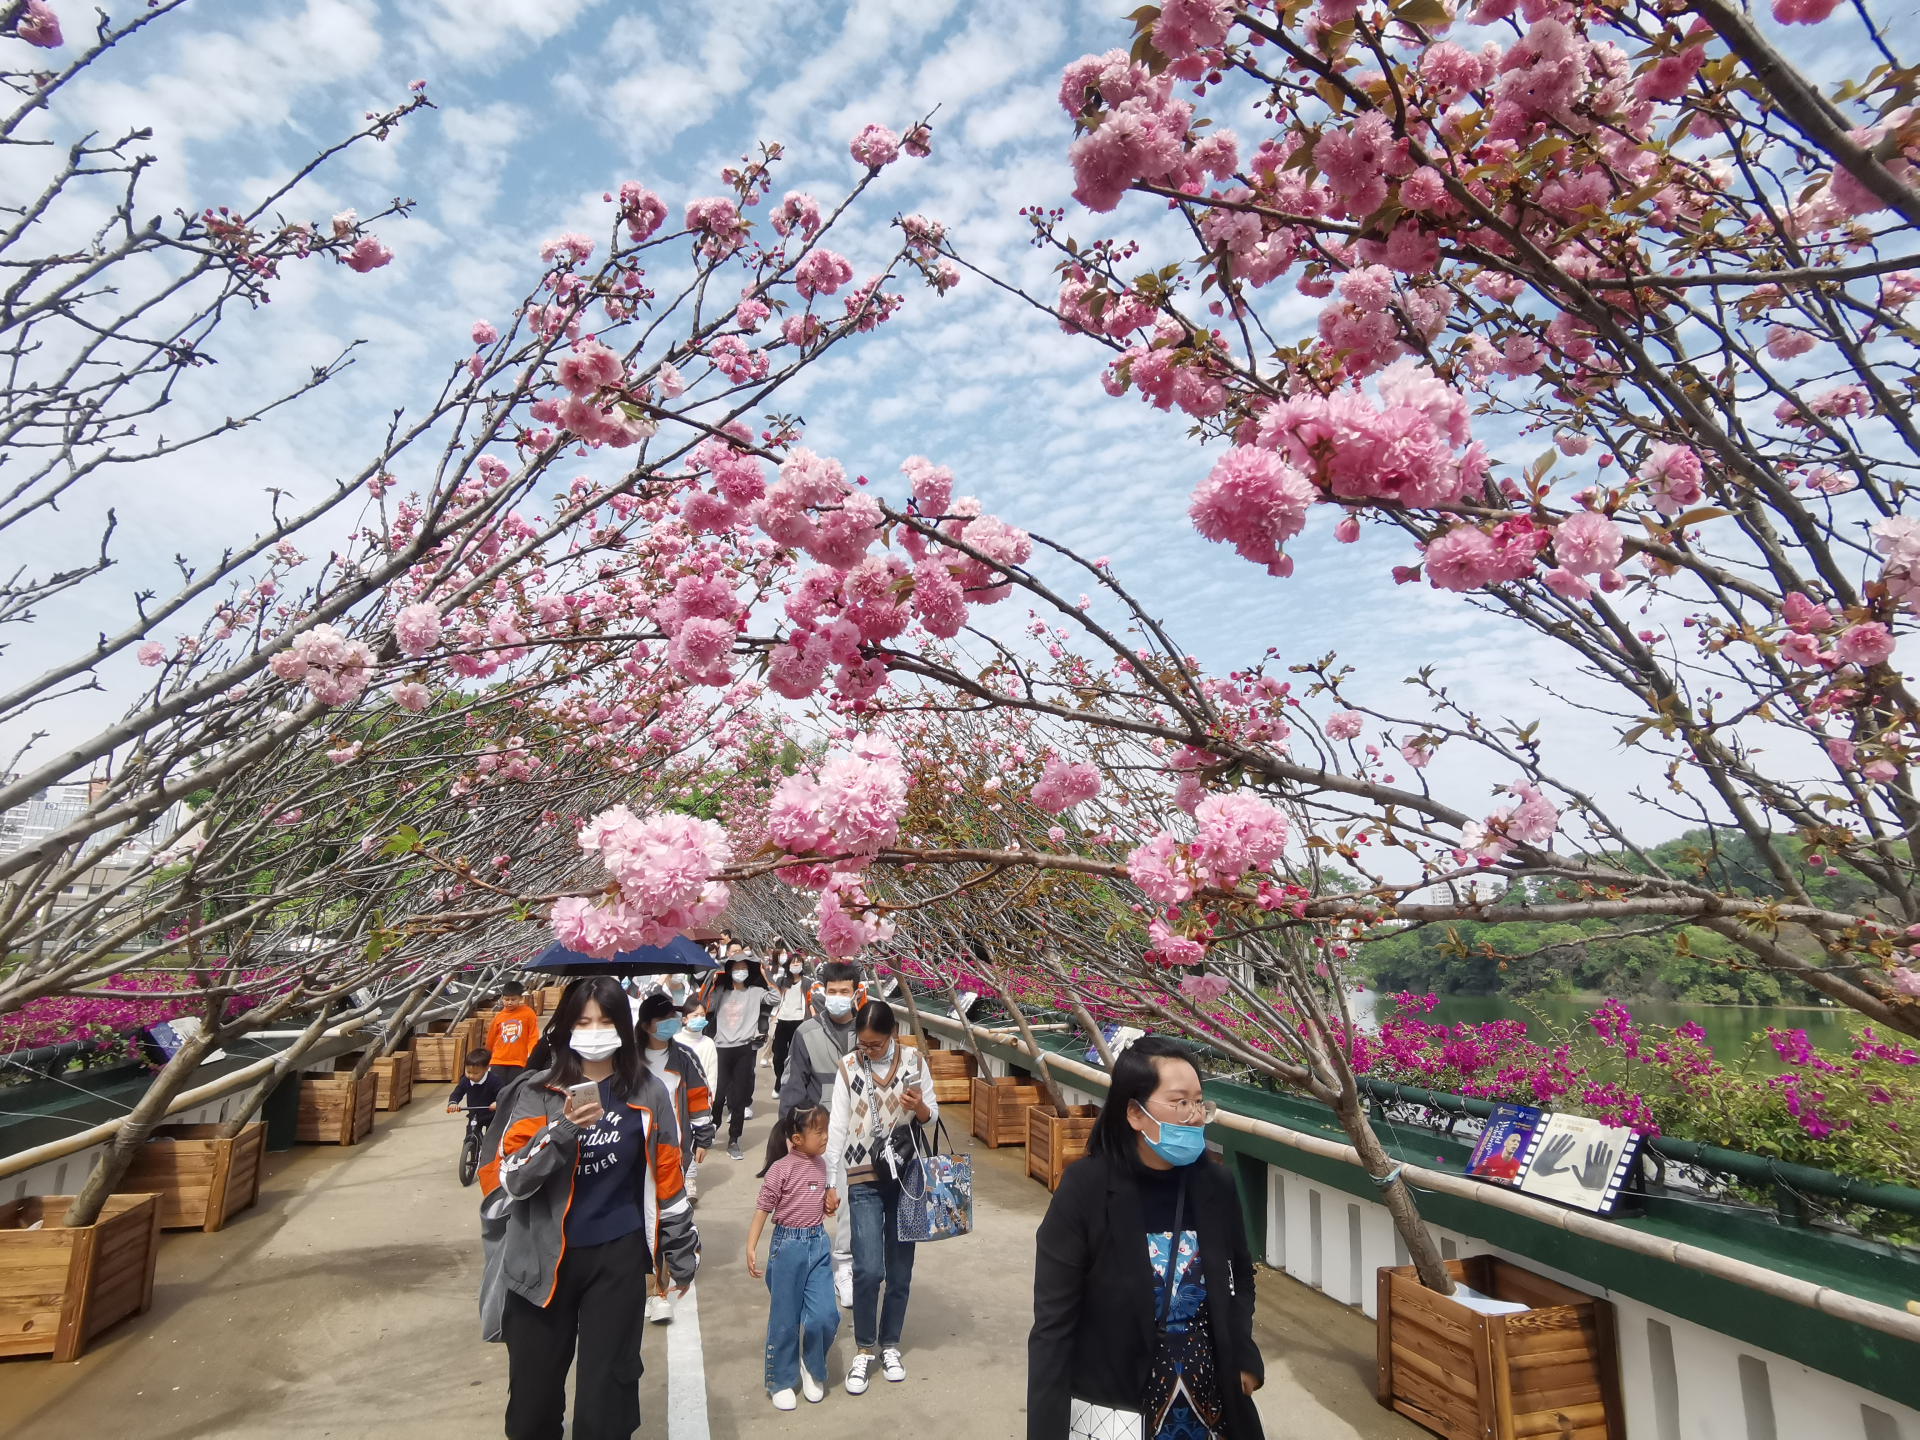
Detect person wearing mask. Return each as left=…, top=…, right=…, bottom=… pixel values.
left=777, top=959, right=864, bottom=1305
left=632, top=993, right=713, bottom=1310
left=1027, top=1035, right=1264, bottom=1440
left=491, top=977, right=699, bottom=1440
left=487, top=981, right=541, bottom=1082
left=675, top=997, right=719, bottom=1202
left=707, top=949, right=772, bottom=1160
left=768, top=948, right=809, bottom=1087
left=653, top=971, right=693, bottom=1011
left=824, top=1001, right=933, bottom=1393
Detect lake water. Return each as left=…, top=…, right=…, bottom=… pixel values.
left=1351, top=988, right=1858, bottom=1071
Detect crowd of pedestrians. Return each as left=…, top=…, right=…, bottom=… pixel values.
left=462, top=933, right=1265, bottom=1440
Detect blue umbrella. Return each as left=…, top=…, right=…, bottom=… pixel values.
left=523, top=933, right=720, bottom=978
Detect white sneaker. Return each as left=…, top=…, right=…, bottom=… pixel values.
left=880, top=1347, right=906, bottom=1382
left=684, top=1162, right=699, bottom=1201
left=801, top=1369, right=825, bottom=1403
left=845, top=1353, right=873, bottom=1395
left=646, top=1294, right=674, bottom=1324
left=771, top=1388, right=797, bottom=1411
left=744, top=1105, right=754, bottom=1119
left=835, top=1272, right=853, bottom=1308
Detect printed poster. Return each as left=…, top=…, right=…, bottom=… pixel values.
left=1517, top=1111, right=1638, bottom=1214
left=1467, top=1103, right=1542, bottom=1185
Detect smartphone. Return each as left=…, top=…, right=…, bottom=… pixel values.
left=567, top=1080, right=600, bottom=1107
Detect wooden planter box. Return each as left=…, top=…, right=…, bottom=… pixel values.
left=925, top=1048, right=977, bottom=1105
left=411, top=1033, right=460, bottom=1082
left=1026, top=1104, right=1100, bottom=1190
left=970, top=1074, right=1043, bottom=1148
left=539, top=985, right=566, bottom=1012
left=1376, top=1256, right=1623, bottom=1440
left=369, top=1052, right=413, bottom=1111
left=296, top=1075, right=375, bottom=1146
left=0, top=1193, right=162, bottom=1361
left=117, top=1122, right=265, bottom=1232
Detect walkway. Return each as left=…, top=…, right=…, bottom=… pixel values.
left=0, top=1082, right=1426, bottom=1439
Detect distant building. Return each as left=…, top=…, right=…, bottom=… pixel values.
left=0, top=777, right=185, bottom=934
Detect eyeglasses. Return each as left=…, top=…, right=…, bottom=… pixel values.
left=1136, top=1097, right=1218, bottom=1126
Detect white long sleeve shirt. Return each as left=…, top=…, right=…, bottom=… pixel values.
left=825, top=1043, right=937, bottom=1190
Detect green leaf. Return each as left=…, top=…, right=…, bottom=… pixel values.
left=1391, top=0, right=1450, bottom=26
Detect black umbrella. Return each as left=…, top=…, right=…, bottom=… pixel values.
left=522, top=934, right=720, bottom=979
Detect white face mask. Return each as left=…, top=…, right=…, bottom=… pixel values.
left=730, top=967, right=748, bottom=982
left=823, top=993, right=854, bottom=1018
left=791, top=964, right=803, bottom=975
left=569, top=1028, right=621, bottom=1061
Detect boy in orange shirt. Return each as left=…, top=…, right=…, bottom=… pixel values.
left=487, top=981, right=541, bottom=1081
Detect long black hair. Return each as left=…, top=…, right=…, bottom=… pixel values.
left=1087, top=1035, right=1200, bottom=1158
left=542, top=975, right=644, bottom=1099
left=710, top=954, right=770, bottom=992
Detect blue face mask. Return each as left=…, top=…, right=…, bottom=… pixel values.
left=653, top=1018, right=682, bottom=1041
left=685, top=1017, right=707, bottom=1033
left=1138, top=1107, right=1207, bottom=1167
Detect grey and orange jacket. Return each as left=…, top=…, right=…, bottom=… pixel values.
left=652, top=1041, right=716, bottom=1156
left=487, top=1066, right=699, bottom=1305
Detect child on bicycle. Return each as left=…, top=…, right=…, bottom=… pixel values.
left=449, top=1048, right=502, bottom=1124
left=745, top=1103, right=840, bottom=1411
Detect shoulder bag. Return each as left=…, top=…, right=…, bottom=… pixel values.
left=894, top=1115, right=972, bottom=1243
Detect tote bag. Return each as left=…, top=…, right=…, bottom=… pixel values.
left=895, top=1117, right=972, bottom=1243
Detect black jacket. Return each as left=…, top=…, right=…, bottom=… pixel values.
left=1028, top=1149, right=1265, bottom=1440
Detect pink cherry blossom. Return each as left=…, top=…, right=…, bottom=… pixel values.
left=1030, top=753, right=1103, bottom=813
left=1834, top=622, right=1896, bottom=667
left=849, top=124, right=901, bottom=169
left=1639, top=442, right=1705, bottom=515
left=391, top=681, right=431, bottom=712
left=1188, top=446, right=1316, bottom=577
left=1147, top=919, right=1206, bottom=967
left=1783, top=591, right=1836, bottom=633
left=1189, top=792, right=1288, bottom=886
left=1553, top=510, right=1625, bottom=576
left=795, top=249, right=855, bottom=299
left=393, top=603, right=442, bottom=657
left=619, top=182, right=668, bottom=242
left=770, top=192, right=822, bottom=241
left=345, top=237, right=393, bottom=273
left=136, top=641, right=165, bottom=667
left=16, top=1, right=61, bottom=47
left=1326, top=709, right=1364, bottom=740
left=1177, top=972, right=1232, bottom=1002
left=471, top=320, right=498, bottom=346
left=1128, top=831, right=1194, bottom=904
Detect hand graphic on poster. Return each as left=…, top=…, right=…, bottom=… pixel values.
left=1575, top=1142, right=1615, bottom=1191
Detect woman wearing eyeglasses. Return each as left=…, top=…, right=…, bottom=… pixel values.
left=1027, top=1034, right=1265, bottom=1440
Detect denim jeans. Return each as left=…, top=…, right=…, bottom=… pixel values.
left=764, top=1223, right=839, bottom=1393
left=848, top=1176, right=916, bottom=1349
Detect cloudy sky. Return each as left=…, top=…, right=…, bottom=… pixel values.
left=10, top=0, right=1693, bottom=837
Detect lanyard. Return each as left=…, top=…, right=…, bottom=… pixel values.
left=1154, top=1167, right=1191, bottom=1338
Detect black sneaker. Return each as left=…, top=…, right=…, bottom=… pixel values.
left=727, top=1140, right=744, bottom=1161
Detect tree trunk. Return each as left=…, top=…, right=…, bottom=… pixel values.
left=1325, top=1081, right=1456, bottom=1295
left=1065, top=993, right=1115, bottom=1069
left=380, top=973, right=449, bottom=1058
left=216, top=1005, right=335, bottom=1139
left=936, top=970, right=989, bottom=1071
left=977, top=950, right=1068, bottom=1112
left=351, top=981, right=433, bottom=1081
left=893, top=966, right=930, bottom=1051
left=64, top=1018, right=220, bottom=1227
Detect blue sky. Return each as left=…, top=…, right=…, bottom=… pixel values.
left=10, top=0, right=1689, bottom=838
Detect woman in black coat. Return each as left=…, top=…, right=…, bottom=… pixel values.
left=1028, top=1035, right=1265, bottom=1440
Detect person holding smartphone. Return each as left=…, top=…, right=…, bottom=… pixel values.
left=823, top=1000, right=935, bottom=1395
left=491, top=975, right=699, bottom=1440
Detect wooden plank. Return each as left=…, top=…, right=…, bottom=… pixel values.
left=1471, top=1311, right=1498, bottom=1440
left=1392, top=1341, right=1479, bottom=1402
left=1505, top=1359, right=1599, bottom=1394
left=1488, top=1313, right=1517, bottom=1440
left=1392, top=1398, right=1475, bottom=1440
left=51, top=1221, right=94, bottom=1363
left=1505, top=1337, right=1600, bottom=1366
left=1513, top=1402, right=1608, bottom=1437
left=1511, top=1376, right=1604, bottom=1410
left=1392, top=1308, right=1477, bottom=1376
left=1503, top=1307, right=1592, bottom=1340
left=1377, top=1268, right=1395, bottom=1406
left=1389, top=1272, right=1478, bottom=1349
left=1591, top=1295, right=1626, bottom=1440
left=1489, top=1257, right=1588, bottom=1310
left=1392, top=1365, right=1480, bottom=1438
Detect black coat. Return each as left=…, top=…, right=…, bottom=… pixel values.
left=1027, top=1149, right=1265, bottom=1440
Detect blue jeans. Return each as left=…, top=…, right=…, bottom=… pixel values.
left=764, top=1223, right=838, bottom=1394
left=848, top=1176, right=916, bottom=1349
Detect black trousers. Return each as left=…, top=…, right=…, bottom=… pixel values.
left=770, top=1018, right=803, bottom=1086
left=714, top=1043, right=756, bottom=1142
left=503, top=1228, right=649, bottom=1440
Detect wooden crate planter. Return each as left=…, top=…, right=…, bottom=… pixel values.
left=1376, top=1256, right=1623, bottom=1440
left=0, top=1193, right=162, bottom=1361
left=970, top=1074, right=1044, bottom=1148
left=925, top=1048, right=977, bottom=1105
left=539, top=985, right=566, bottom=1012
left=370, top=1051, right=413, bottom=1111
left=411, top=1032, right=461, bottom=1082
left=296, top=1075, right=375, bottom=1146
left=117, top=1122, right=265, bottom=1232
left=1026, top=1104, right=1100, bottom=1190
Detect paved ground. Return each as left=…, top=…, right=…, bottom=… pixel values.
left=0, top=1075, right=1426, bottom=1439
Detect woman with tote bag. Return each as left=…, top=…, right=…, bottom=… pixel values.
left=1027, top=1035, right=1264, bottom=1440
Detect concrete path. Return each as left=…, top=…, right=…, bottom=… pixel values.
left=0, top=1078, right=1427, bottom=1440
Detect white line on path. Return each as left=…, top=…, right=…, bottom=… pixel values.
left=666, top=1282, right=710, bottom=1440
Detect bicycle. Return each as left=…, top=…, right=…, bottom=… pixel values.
left=454, top=1105, right=493, bottom=1187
